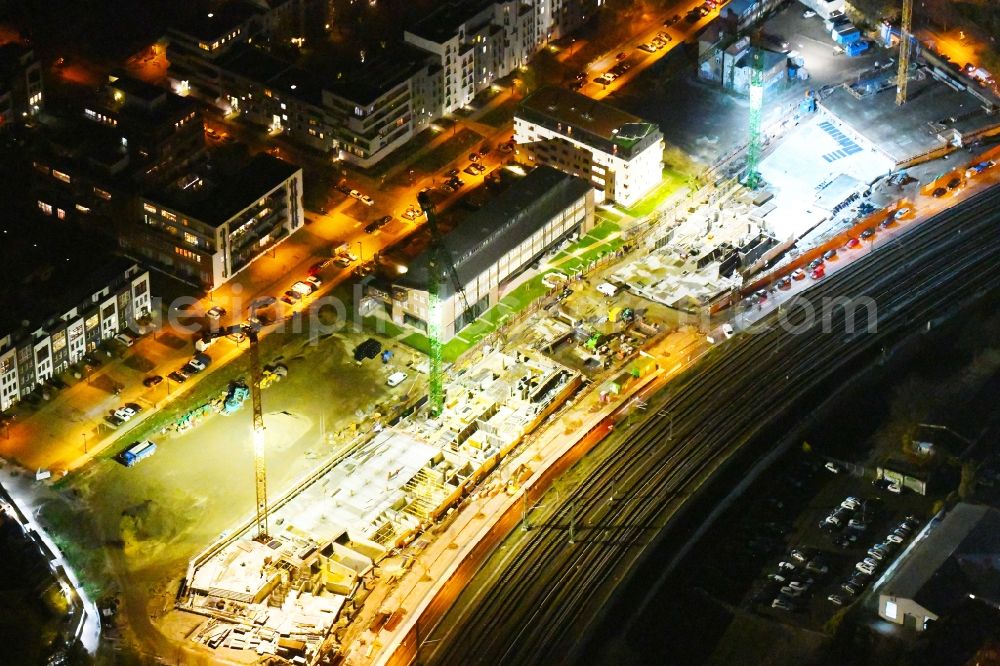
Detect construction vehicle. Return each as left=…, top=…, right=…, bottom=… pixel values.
left=222, top=383, right=251, bottom=414
left=121, top=440, right=156, bottom=467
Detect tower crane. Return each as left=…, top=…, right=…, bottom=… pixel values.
left=246, top=327, right=269, bottom=541
left=895, top=0, right=914, bottom=106
left=417, top=191, right=470, bottom=418
left=200, top=322, right=269, bottom=540
left=745, top=43, right=766, bottom=189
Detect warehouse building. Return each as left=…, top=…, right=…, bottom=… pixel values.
left=123, top=153, right=302, bottom=290
left=878, top=504, right=1000, bottom=631
left=369, top=166, right=594, bottom=341
left=514, top=86, right=664, bottom=207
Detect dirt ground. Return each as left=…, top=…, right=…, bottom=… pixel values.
left=35, top=324, right=422, bottom=660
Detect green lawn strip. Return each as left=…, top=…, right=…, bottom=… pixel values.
left=621, top=168, right=688, bottom=218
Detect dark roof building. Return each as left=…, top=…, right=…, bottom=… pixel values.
left=879, top=504, right=1000, bottom=631
left=398, top=166, right=593, bottom=291
left=371, top=166, right=595, bottom=340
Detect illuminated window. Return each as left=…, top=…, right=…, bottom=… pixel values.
left=183, top=232, right=197, bottom=246
left=885, top=600, right=898, bottom=620
left=52, top=170, right=71, bottom=184
left=161, top=210, right=177, bottom=222
left=37, top=201, right=53, bottom=215
left=94, top=188, right=112, bottom=201
left=143, top=202, right=158, bottom=213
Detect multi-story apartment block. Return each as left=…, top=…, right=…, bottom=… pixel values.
left=123, top=153, right=303, bottom=290
left=0, top=42, right=43, bottom=125
left=0, top=257, right=150, bottom=411
left=534, top=0, right=601, bottom=44
left=404, top=0, right=535, bottom=114
left=514, top=86, right=664, bottom=207
left=370, top=166, right=593, bottom=341
left=29, top=73, right=205, bottom=225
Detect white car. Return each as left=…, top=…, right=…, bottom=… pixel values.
left=188, top=358, right=207, bottom=372
left=349, top=189, right=362, bottom=199
left=824, top=462, right=842, bottom=474
left=114, top=333, right=135, bottom=347
left=886, top=534, right=903, bottom=544
left=856, top=562, right=876, bottom=575
left=114, top=406, right=137, bottom=421
left=386, top=371, right=407, bottom=387
left=841, top=497, right=861, bottom=510
left=780, top=586, right=803, bottom=598
left=596, top=282, right=618, bottom=297
left=206, top=306, right=226, bottom=319
left=803, top=9, right=816, bottom=18
left=887, top=482, right=902, bottom=494
left=306, top=276, right=322, bottom=289
left=360, top=194, right=375, bottom=206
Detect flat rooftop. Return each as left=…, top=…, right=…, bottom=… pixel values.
left=169, top=2, right=259, bottom=43
left=395, top=166, right=592, bottom=293
left=0, top=213, right=138, bottom=340
left=147, top=153, right=299, bottom=227
left=406, top=0, right=495, bottom=44
left=882, top=504, right=1000, bottom=613
left=518, top=86, right=663, bottom=159
left=821, top=66, right=1000, bottom=166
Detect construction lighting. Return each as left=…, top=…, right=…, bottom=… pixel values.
left=397, top=264, right=408, bottom=274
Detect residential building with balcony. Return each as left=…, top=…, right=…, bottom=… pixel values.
left=514, top=86, right=664, bottom=207
left=0, top=226, right=150, bottom=411
left=123, top=153, right=303, bottom=290
left=368, top=166, right=593, bottom=341
left=404, top=0, right=535, bottom=114
left=0, top=42, right=43, bottom=125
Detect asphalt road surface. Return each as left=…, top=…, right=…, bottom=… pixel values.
left=422, top=185, right=1000, bottom=665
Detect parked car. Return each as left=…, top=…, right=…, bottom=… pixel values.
left=825, top=461, right=842, bottom=474
left=790, top=549, right=808, bottom=563
left=114, top=332, right=135, bottom=347
left=206, top=306, right=226, bottom=319
left=168, top=371, right=188, bottom=383
left=845, top=237, right=861, bottom=249
left=932, top=187, right=947, bottom=197
left=887, top=482, right=902, bottom=493
left=860, top=227, right=876, bottom=239
left=806, top=561, right=829, bottom=575
left=143, top=375, right=163, bottom=387
left=113, top=406, right=138, bottom=421
left=780, top=586, right=803, bottom=598
left=772, top=598, right=794, bottom=611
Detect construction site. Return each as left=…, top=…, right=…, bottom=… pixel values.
left=176, top=347, right=582, bottom=661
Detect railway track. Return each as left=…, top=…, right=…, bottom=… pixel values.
left=424, top=185, right=1000, bottom=666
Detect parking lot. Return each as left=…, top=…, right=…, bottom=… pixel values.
left=750, top=466, right=930, bottom=625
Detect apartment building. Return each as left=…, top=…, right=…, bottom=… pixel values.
left=404, top=0, right=535, bottom=114
left=30, top=73, right=205, bottom=225
left=123, top=153, right=303, bottom=290
left=514, top=86, right=664, bottom=207
left=0, top=255, right=150, bottom=411
left=0, top=42, right=43, bottom=125
left=370, top=166, right=593, bottom=341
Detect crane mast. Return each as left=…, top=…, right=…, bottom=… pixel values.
left=746, top=45, right=765, bottom=189
left=248, top=329, right=268, bottom=541
left=418, top=191, right=469, bottom=418
left=895, top=0, right=913, bottom=106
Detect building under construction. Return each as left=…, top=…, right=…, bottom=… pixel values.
left=178, top=348, right=581, bottom=662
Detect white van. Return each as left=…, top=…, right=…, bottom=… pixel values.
left=386, top=371, right=407, bottom=387
left=596, top=282, right=618, bottom=297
